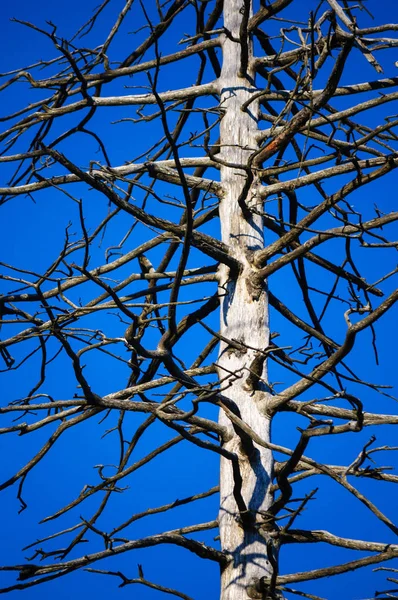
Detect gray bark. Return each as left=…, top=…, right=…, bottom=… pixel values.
left=217, top=1, right=276, bottom=598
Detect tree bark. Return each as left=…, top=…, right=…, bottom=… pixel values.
left=217, top=1, right=276, bottom=598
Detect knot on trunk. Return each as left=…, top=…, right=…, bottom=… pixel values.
left=243, top=351, right=266, bottom=392
left=246, top=271, right=265, bottom=301
left=246, top=577, right=283, bottom=599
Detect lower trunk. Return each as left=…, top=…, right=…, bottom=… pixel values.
left=217, top=2, right=277, bottom=598
left=218, top=395, right=275, bottom=599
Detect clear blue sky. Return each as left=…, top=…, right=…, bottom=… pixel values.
left=1, top=1, right=398, bottom=599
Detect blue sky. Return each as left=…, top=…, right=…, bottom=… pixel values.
left=1, top=1, right=398, bottom=599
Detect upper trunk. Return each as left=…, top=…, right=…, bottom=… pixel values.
left=217, top=1, right=277, bottom=598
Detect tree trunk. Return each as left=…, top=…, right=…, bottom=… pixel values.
left=217, top=1, right=276, bottom=598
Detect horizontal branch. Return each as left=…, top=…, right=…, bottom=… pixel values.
left=282, top=529, right=398, bottom=552
left=283, top=401, right=398, bottom=427
left=145, top=162, right=223, bottom=196
left=14, top=37, right=222, bottom=90
left=259, top=157, right=398, bottom=200
left=252, top=77, right=398, bottom=101
left=0, top=82, right=218, bottom=143
left=0, top=523, right=225, bottom=587
left=276, top=549, right=398, bottom=585
left=0, top=157, right=219, bottom=196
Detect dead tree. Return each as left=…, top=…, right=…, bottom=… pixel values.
left=1, top=0, right=398, bottom=598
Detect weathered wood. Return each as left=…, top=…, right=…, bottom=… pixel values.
left=217, top=1, right=276, bottom=598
